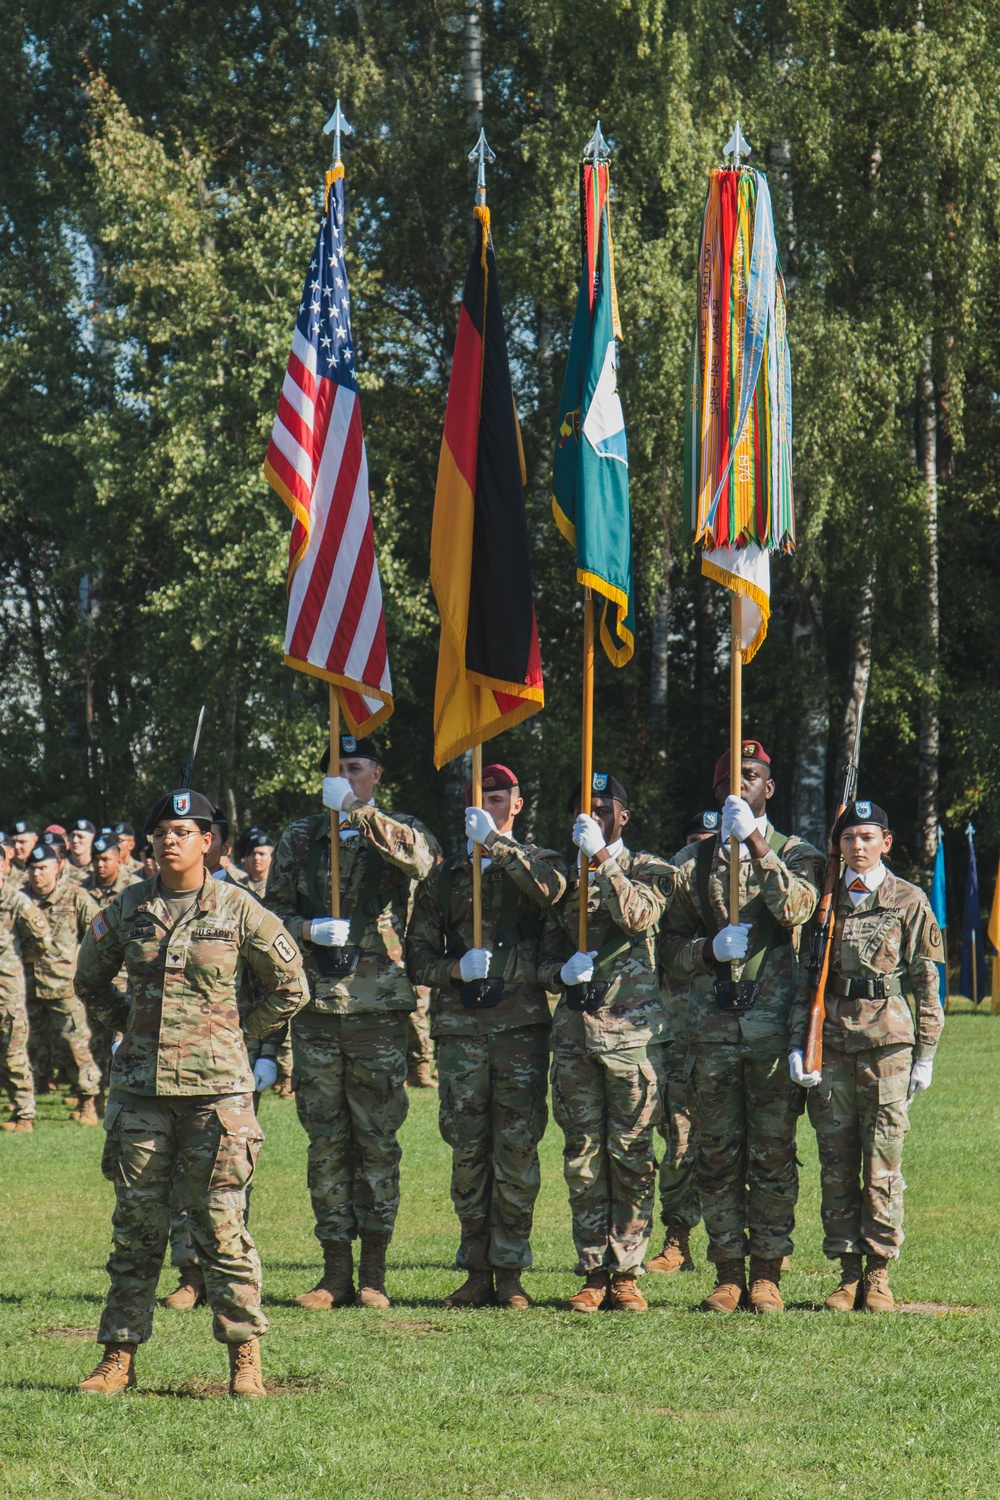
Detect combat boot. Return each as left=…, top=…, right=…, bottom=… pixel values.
left=443, top=1270, right=494, bottom=1307
left=1, top=1117, right=33, bottom=1133
left=78, top=1343, right=137, bottom=1395
left=644, top=1220, right=694, bottom=1273
left=748, top=1256, right=784, bottom=1313
left=609, top=1273, right=647, bottom=1312
left=863, top=1254, right=894, bottom=1313
left=160, top=1265, right=207, bottom=1310
left=274, top=1067, right=294, bottom=1099
left=228, top=1338, right=266, bottom=1399
left=74, top=1097, right=100, bottom=1127
left=566, top=1269, right=610, bottom=1312
left=824, top=1253, right=864, bottom=1312
left=701, top=1259, right=747, bottom=1313
left=356, top=1232, right=391, bottom=1309
left=494, top=1270, right=532, bottom=1309
left=406, top=1060, right=437, bottom=1088
left=295, top=1241, right=354, bottom=1309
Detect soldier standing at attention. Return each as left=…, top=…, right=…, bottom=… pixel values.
left=661, top=741, right=824, bottom=1314
left=24, top=842, right=103, bottom=1125
left=207, top=812, right=247, bottom=886
left=240, top=832, right=274, bottom=897
left=83, top=836, right=140, bottom=1100
left=113, top=822, right=143, bottom=877
left=66, top=819, right=97, bottom=886
left=789, top=801, right=943, bottom=1313
left=10, top=822, right=38, bottom=889
left=407, top=764, right=567, bottom=1310
left=266, top=734, right=439, bottom=1311
left=0, top=837, right=51, bottom=1132
left=74, top=789, right=308, bottom=1399
left=646, top=810, right=719, bottom=1274
left=539, top=774, right=673, bottom=1313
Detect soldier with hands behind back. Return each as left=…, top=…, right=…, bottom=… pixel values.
left=0, top=836, right=51, bottom=1132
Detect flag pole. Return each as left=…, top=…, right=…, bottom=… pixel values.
left=729, top=594, right=742, bottom=974
left=328, top=685, right=341, bottom=919
left=579, top=588, right=595, bottom=952
left=971, top=926, right=979, bottom=1008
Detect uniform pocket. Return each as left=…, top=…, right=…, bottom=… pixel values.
left=874, top=1068, right=911, bottom=1145
left=100, top=1099, right=124, bottom=1183
left=208, top=1105, right=265, bottom=1203
left=628, top=1058, right=662, bottom=1134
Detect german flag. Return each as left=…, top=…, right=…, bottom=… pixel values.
left=430, top=206, right=544, bottom=768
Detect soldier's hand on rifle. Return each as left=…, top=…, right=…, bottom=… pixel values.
left=721, top=795, right=757, bottom=843
left=309, top=917, right=351, bottom=948
left=561, top=950, right=598, bottom=986
left=789, top=1049, right=821, bottom=1088
left=465, top=806, right=497, bottom=846
left=712, top=922, right=751, bottom=962
left=322, top=775, right=355, bottom=811
left=907, top=1058, right=933, bottom=1098
left=459, top=948, right=492, bottom=982
left=253, top=1057, right=278, bottom=1093
left=572, top=814, right=606, bottom=858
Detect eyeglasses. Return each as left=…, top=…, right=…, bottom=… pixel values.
left=150, top=828, right=202, bottom=846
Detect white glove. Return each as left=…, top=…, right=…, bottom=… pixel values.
left=908, top=1058, right=933, bottom=1098
left=465, top=806, right=497, bottom=845
left=310, top=917, right=351, bottom=947
left=572, top=814, right=606, bottom=859
left=322, top=776, right=355, bottom=812
left=789, top=1049, right=822, bottom=1089
left=253, top=1057, right=278, bottom=1093
left=459, top=948, right=492, bottom=982
left=561, top=950, right=598, bottom=986
left=712, top=922, right=752, bottom=962
left=721, top=795, right=757, bottom=843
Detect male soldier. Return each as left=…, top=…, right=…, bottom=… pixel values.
left=267, top=733, right=439, bottom=1311
left=789, top=801, right=943, bottom=1313
left=24, top=843, right=103, bottom=1124
left=539, top=774, right=673, bottom=1312
left=113, top=822, right=143, bottom=876
left=661, top=740, right=824, bottom=1314
left=10, top=822, right=38, bottom=888
left=207, top=811, right=247, bottom=885
left=83, top=835, right=140, bottom=1096
left=646, top=809, right=719, bottom=1274
left=240, top=832, right=274, bottom=896
left=0, top=839, right=51, bottom=1132
left=66, top=819, right=97, bottom=885
left=408, top=763, right=566, bottom=1310
left=74, top=788, right=308, bottom=1399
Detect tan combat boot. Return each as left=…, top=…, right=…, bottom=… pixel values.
left=295, top=1241, right=354, bottom=1309
left=274, top=1067, right=294, bottom=1099
left=443, top=1269, right=494, bottom=1307
left=228, top=1338, right=266, bottom=1399
left=863, top=1254, right=894, bottom=1313
left=78, top=1343, right=137, bottom=1394
left=566, top=1269, right=610, bottom=1313
left=609, top=1273, right=647, bottom=1312
left=701, top=1259, right=747, bottom=1313
left=74, top=1097, right=100, bottom=1127
left=160, top=1265, right=207, bottom=1310
left=1, top=1117, right=33, bottom=1133
left=356, top=1232, right=391, bottom=1309
left=495, top=1270, right=532, bottom=1309
left=824, top=1253, right=864, bottom=1312
left=644, top=1220, right=694, bottom=1273
left=406, top=1060, right=437, bottom=1088
left=748, top=1256, right=784, bottom=1313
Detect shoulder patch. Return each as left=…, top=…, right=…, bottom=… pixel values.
left=91, top=912, right=109, bottom=942
left=272, top=932, right=296, bottom=964
left=657, top=872, right=676, bottom=898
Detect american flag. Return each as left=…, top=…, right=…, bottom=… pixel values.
left=264, top=166, right=393, bottom=733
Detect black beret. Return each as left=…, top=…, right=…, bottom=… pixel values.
left=43, top=831, right=67, bottom=852
left=92, top=835, right=116, bottom=854
left=28, top=843, right=58, bottom=864
left=210, top=806, right=229, bottom=836
left=13, top=820, right=35, bottom=835
left=113, top=821, right=135, bottom=837
left=566, top=772, right=628, bottom=813
left=319, top=734, right=379, bottom=772
left=833, top=800, right=890, bottom=840
left=72, top=819, right=96, bottom=834
left=244, top=831, right=273, bottom=850
left=144, top=789, right=215, bottom=834
left=683, top=809, right=721, bottom=839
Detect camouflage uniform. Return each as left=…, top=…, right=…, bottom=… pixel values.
left=539, top=849, right=672, bottom=1274
left=266, top=801, right=438, bottom=1246
left=407, top=836, right=567, bottom=1271
left=407, top=985, right=435, bottom=1076
left=74, top=873, right=308, bottom=1346
left=26, top=876, right=102, bottom=1098
left=655, top=968, right=701, bottom=1232
left=789, top=870, right=944, bottom=1261
left=661, top=826, right=823, bottom=1264
left=83, top=866, right=141, bottom=1088
left=0, top=878, right=51, bottom=1120
left=64, top=862, right=92, bottom=887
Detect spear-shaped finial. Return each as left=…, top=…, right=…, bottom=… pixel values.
left=468, top=127, right=496, bottom=206
left=323, top=99, right=353, bottom=166
left=583, top=120, right=611, bottom=163
left=723, top=120, right=751, bottom=167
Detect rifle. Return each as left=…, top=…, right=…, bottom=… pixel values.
left=178, top=705, right=206, bottom=790
left=803, top=695, right=865, bottom=1074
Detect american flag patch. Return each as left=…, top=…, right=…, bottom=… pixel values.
left=91, top=912, right=109, bottom=941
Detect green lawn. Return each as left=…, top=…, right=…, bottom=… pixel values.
left=2, top=1011, right=1000, bottom=1499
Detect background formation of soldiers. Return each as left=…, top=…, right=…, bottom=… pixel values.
left=0, top=733, right=944, bottom=1398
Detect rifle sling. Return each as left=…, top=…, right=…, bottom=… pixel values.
left=304, top=822, right=400, bottom=945
left=696, top=830, right=790, bottom=987
left=439, top=855, right=539, bottom=981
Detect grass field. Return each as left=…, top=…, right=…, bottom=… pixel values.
left=2, top=1009, right=1000, bottom=1499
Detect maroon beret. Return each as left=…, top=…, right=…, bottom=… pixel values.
left=464, top=763, right=519, bottom=803
left=713, top=740, right=772, bottom=789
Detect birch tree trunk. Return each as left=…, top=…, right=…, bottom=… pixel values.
left=649, top=504, right=670, bottom=759
left=916, top=324, right=940, bottom=879
left=790, top=577, right=829, bottom=847
left=837, top=562, right=875, bottom=828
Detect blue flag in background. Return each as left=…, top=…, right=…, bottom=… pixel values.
left=929, top=827, right=947, bottom=1005
left=960, top=823, right=987, bottom=1004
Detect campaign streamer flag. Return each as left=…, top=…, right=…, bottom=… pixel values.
left=552, top=157, right=634, bottom=666
left=429, top=204, right=544, bottom=768
left=929, top=826, right=948, bottom=1005
left=959, top=822, right=987, bottom=1004
left=683, top=159, right=794, bottom=662
left=988, top=855, right=1000, bottom=1014
left=264, top=164, right=393, bottom=734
